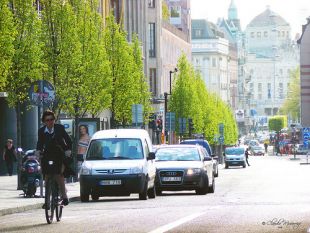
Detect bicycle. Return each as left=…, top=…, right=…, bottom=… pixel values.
left=43, top=159, right=64, bottom=224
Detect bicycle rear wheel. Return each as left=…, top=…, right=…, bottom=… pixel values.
left=45, top=179, right=54, bottom=224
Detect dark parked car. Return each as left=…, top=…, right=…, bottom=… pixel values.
left=155, top=145, right=215, bottom=195
left=180, top=139, right=219, bottom=177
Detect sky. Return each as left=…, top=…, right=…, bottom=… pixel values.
left=191, top=0, right=310, bottom=37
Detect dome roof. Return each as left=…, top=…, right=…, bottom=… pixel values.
left=248, top=7, right=289, bottom=28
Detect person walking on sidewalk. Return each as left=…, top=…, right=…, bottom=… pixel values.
left=2, top=139, right=17, bottom=176
left=35, top=110, right=73, bottom=206
left=245, top=148, right=251, bottom=166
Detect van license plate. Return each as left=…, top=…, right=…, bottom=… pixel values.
left=99, top=180, right=121, bottom=185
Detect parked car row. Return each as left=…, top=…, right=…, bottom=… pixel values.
left=79, top=129, right=217, bottom=202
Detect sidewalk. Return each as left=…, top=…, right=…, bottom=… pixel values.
left=0, top=175, right=80, bottom=217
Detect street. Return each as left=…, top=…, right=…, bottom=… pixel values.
left=1, top=155, right=310, bottom=233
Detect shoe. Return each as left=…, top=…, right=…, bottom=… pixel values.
left=61, top=198, right=69, bottom=206
left=42, top=203, right=50, bottom=210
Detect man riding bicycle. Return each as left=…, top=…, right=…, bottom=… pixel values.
left=36, top=110, right=73, bottom=206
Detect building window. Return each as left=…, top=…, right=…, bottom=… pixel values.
left=264, top=31, right=268, bottom=37
left=148, top=0, right=155, bottom=8
left=195, top=29, right=202, bottom=37
left=149, top=68, right=157, bottom=96
left=257, top=32, right=261, bottom=38
left=251, top=32, right=255, bottom=38
left=258, top=83, right=262, bottom=92
left=212, top=58, right=216, bottom=67
left=149, top=23, right=156, bottom=57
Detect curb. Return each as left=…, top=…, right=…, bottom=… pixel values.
left=0, top=195, right=80, bottom=217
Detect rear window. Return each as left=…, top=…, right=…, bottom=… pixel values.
left=155, top=147, right=201, bottom=161
left=86, top=138, right=143, bottom=160
left=180, top=140, right=212, bottom=155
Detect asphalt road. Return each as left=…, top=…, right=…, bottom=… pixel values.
left=1, top=155, right=310, bottom=233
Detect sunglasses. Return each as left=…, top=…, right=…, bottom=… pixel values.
left=45, top=118, right=55, bottom=122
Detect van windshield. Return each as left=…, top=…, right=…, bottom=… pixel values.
left=86, top=138, right=143, bottom=160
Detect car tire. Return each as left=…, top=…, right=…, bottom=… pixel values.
left=147, top=185, right=156, bottom=199
left=195, top=175, right=208, bottom=195
left=139, top=180, right=148, bottom=200
left=91, top=193, right=99, bottom=201
left=80, top=187, right=90, bottom=202
left=156, top=189, right=162, bottom=196
left=208, top=176, right=215, bottom=193
left=214, top=166, right=219, bottom=177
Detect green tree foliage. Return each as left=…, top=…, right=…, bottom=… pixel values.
left=41, top=0, right=112, bottom=117
left=6, top=0, right=43, bottom=146
left=104, top=15, right=150, bottom=127
left=162, top=0, right=170, bottom=21
left=169, top=54, right=238, bottom=145
left=268, top=116, right=287, bottom=132
left=279, top=67, right=300, bottom=122
left=0, top=0, right=16, bottom=90
left=131, top=34, right=152, bottom=123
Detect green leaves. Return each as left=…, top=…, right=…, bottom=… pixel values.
left=169, top=54, right=238, bottom=145
left=279, top=67, right=300, bottom=121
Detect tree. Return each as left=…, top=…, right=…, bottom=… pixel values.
left=6, top=0, right=43, bottom=147
left=279, top=67, right=300, bottom=122
left=0, top=0, right=16, bottom=90
left=162, top=0, right=170, bottom=21
left=104, top=15, right=145, bottom=127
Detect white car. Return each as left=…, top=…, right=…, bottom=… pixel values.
left=79, top=129, right=156, bottom=202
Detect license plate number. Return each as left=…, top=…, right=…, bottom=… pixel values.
left=99, top=180, right=121, bottom=185
left=162, top=177, right=182, bottom=182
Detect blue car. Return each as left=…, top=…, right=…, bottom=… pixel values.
left=180, top=139, right=219, bottom=177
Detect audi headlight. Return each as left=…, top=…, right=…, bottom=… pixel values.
left=129, top=167, right=143, bottom=174
left=80, top=164, right=92, bottom=175
left=187, top=168, right=201, bottom=175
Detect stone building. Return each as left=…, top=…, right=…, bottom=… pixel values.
left=298, top=18, right=310, bottom=126
left=244, top=6, right=299, bottom=116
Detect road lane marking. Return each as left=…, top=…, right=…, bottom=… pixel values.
left=148, top=211, right=206, bottom=233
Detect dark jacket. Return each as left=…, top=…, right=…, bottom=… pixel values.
left=37, top=124, right=74, bottom=176
left=36, top=124, right=72, bottom=152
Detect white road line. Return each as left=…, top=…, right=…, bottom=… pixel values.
left=148, top=211, right=206, bottom=233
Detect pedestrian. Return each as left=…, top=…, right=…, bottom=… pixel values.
left=245, top=148, right=250, bottom=166
left=2, top=139, right=17, bottom=176
left=264, top=142, right=268, bottom=153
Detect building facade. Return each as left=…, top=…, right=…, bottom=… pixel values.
left=191, top=19, right=231, bottom=104
left=244, top=6, right=299, bottom=116
left=298, top=18, right=310, bottom=126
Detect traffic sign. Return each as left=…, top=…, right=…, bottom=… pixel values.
left=132, top=104, right=143, bottom=125
left=28, top=80, right=55, bottom=106
left=179, top=118, right=186, bottom=134
left=165, top=112, right=176, bottom=131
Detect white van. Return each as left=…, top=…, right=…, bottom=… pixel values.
left=79, top=129, right=156, bottom=202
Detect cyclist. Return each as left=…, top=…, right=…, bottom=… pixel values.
left=35, top=110, right=72, bottom=206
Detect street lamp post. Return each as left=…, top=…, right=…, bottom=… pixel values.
left=164, top=68, right=178, bottom=144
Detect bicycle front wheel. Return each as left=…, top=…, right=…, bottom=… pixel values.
left=45, top=179, right=54, bottom=224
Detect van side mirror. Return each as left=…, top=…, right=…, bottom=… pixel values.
left=148, top=152, right=156, bottom=160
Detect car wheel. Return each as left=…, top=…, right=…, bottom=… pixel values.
left=195, top=175, right=208, bottom=195
left=214, top=166, right=219, bottom=177
left=91, top=193, right=99, bottom=201
left=156, top=189, right=162, bottom=196
left=80, top=187, right=90, bottom=202
left=208, top=176, right=215, bottom=193
left=139, top=180, right=148, bottom=200
left=147, top=185, right=156, bottom=199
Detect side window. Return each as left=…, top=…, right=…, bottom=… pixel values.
left=144, top=139, right=150, bottom=158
